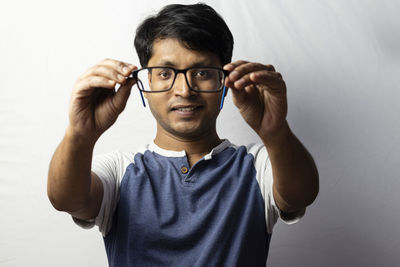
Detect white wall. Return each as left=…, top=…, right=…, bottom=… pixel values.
left=1, top=0, right=399, bottom=266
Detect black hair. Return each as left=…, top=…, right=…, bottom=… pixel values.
left=134, top=3, right=234, bottom=67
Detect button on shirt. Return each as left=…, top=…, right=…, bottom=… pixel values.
left=180, top=166, right=189, bottom=174
left=73, top=140, right=303, bottom=266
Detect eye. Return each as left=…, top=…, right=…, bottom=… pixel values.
left=155, top=68, right=173, bottom=80
left=194, top=69, right=210, bottom=79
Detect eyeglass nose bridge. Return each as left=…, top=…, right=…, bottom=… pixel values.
left=171, top=69, right=193, bottom=93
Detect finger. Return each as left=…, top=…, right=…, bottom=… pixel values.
left=99, top=58, right=136, bottom=76
left=112, top=77, right=136, bottom=113
left=232, top=72, right=254, bottom=90
left=225, top=62, right=266, bottom=90
left=232, top=70, right=284, bottom=90
left=83, top=65, right=128, bottom=84
left=265, top=64, right=276, bottom=72
left=250, top=71, right=286, bottom=92
left=75, top=76, right=117, bottom=92
left=250, top=70, right=283, bottom=81
left=82, top=59, right=136, bottom=81
left=224, top=61, right=263, bottom=88
left=224, top=62, right=252, bottom=89
left=223, top=62, right=278, bottom=89
left=224, top=60, right=274, bottom=71
left=223, top=60, right=249, bottom=72
left=229, top=62, right=276, bottom=82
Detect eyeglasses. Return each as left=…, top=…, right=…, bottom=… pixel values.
left=130, top=66, right=230, bottom=109
left=131, top=66, right=229, bottom=93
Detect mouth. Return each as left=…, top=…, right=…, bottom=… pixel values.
left=173, top=106, right=199, bottom=111
left=171, top=104, right=202, bottom=111
left=171, top=104, right=203, bottom=116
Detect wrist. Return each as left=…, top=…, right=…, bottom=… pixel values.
left=258, top=120, right=292, bottom=149
left=65, top=126, right=98, bottom=148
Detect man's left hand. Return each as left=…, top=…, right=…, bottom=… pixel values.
left=224, top=60, right=288, bottom=138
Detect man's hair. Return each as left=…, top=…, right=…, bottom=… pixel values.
left=134, top=3, right=234, bottom=67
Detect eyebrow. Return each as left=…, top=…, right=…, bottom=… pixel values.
left=156, top=60, right=217, bottom=68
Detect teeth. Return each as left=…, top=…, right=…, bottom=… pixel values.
left=176, top=107, right=197, bottom=111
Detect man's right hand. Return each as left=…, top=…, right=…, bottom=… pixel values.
left=68, top=58, right=137, bottom=142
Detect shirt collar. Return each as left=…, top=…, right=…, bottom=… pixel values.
left=148, top=139, right=231, bottom=159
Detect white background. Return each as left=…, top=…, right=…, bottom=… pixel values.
left=1, top=0, right=399, bottom=266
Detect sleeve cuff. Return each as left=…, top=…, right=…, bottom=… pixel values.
left=269, top=178, right=305, bottom=225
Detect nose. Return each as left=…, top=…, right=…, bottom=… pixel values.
left=172, top=73, right=195, bottom=98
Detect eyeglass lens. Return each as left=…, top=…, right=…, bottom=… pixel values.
left=136, top=67, right=225, bottom=92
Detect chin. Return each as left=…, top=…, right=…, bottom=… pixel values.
left=166, top=123, right=209, bottom=140
left=172, top=127, right=203, bottom=139
left=156, top=114, right=217, bottom=140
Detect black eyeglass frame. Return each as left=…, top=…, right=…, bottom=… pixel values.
left=130, top=66, right=230, bottom=93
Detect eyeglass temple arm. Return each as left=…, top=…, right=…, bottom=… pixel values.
left=130, top=70, right=146, bottom=107
left=219, top=86, right=227, bottom=110
left=219, top=69, right=230, bottom=110
left=138, top=82, right=146, bottom=108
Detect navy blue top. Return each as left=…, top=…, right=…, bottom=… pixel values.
left=74, top=140, right=301, bottom=266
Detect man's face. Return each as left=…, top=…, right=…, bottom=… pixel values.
left=144, top=38, right=225, bottom=140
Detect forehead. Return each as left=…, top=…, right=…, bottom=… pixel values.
left=148, top=38, right=221, bottom=67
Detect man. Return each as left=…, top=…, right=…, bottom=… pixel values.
left=47, top=3, right=318, bottom=266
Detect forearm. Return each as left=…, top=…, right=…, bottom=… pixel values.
left=47, top=128, right=96, bottom=212
left=261, top=121, right=319, bottom=212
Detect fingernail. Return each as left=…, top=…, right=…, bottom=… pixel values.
left=223, top=64, right=233, bottom=70
left=230, top=71, right=239, bottom=80
left=118, top=74, right=124, bottom=81
left=235, top=79, right=245, bottom=88
left=122, top=67, right=129, bottom=74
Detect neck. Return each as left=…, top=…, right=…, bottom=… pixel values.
left=154, top=126, right=222, bottom=166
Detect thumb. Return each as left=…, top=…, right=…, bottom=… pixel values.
left=113, top=78, right=136, bottom=113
